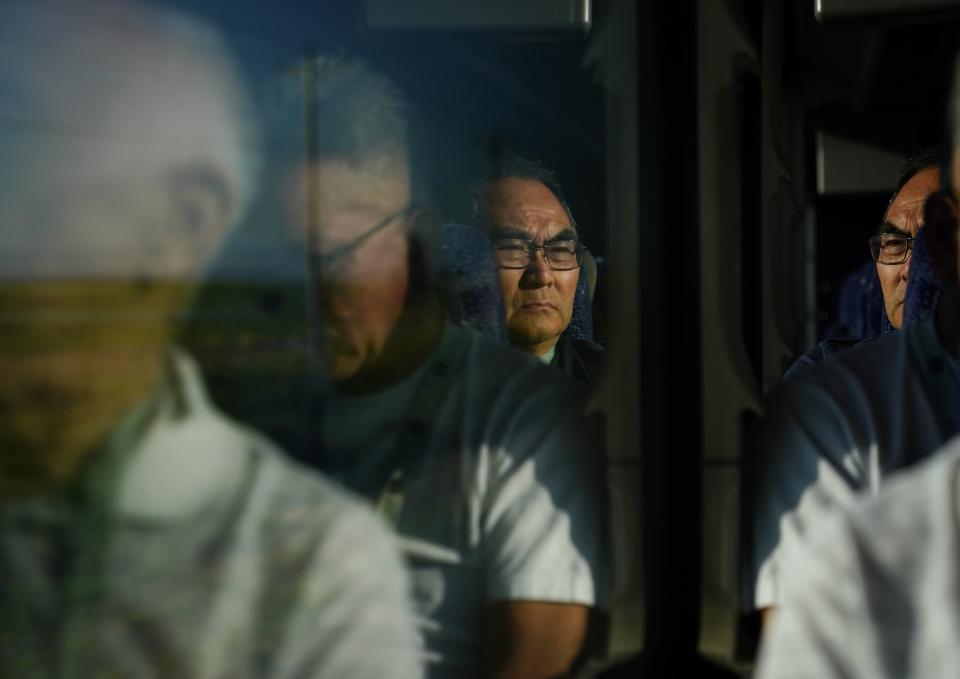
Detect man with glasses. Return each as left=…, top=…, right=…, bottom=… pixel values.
left=471, top=156, right=604, bottom=384
left=277, top=58, right=608, bottom=678
left=870, top=151, right=942, bottom=330
left=756, top=95, right=960, bottom=679
left=782, top=149, right=941, bottom=379
left=745, top=150, right=955, bottom=631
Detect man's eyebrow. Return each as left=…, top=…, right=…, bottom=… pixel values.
left=489, top=226, right=579, bottom=242
left=490, top=226, right=530, bottom=240
left=877, top=222, right=911, bottom=237
left=547, top=228, right=578, bottom=242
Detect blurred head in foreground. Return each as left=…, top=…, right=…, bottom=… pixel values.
left=0, top=0, right=258, bottom=496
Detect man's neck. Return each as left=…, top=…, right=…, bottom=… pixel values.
left=0, top=355, right=166, bottom=501
left=514, top=336, right=560, bottom=361
left=334, top=294, right=446, bottom=397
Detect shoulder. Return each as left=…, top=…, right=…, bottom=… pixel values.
left=552, top=335, right=605, bottom=383
left=559, top=335, right=605, bottom=358
left=773, top=331, right=905, bottom=401
left=248, top=436, right=398, bottom=553
left=781, top=337, right=861, bottom=379
left=762, top=330, right=917, bottom=449
left=166, top=352, right=402, bottom=566
left=764, top=323, right=943, bottom=468
left=753, top=330, right=920, bottom=510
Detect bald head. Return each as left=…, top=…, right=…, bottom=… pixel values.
left=0, top=0, right=257, bottom=279
left=0, top=0, right=260, bottom=496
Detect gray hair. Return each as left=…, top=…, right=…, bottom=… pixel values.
left=267, top=55, right=438, bottom=206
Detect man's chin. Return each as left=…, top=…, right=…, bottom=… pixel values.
left=507, top=320, right=563, bottom=349
left=889, top=304, right=904, bottom=329
left=326, top=350, right=366, bottom=383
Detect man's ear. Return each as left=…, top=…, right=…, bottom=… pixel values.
left=923, top=190, right=959, bottom=285
left=167, top=165, right=232, bottom=267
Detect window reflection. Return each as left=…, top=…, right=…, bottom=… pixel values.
left=1, top=1, right=614, bottom=677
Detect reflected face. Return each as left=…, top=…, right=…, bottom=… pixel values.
left=0, top=151, right=230, bottom=495
left=284, top=159, right=412, bottom=382
left=0, top=0, right=246, bottom=495
left=0, top=282, right=183, bottom=494
left=482, top=178, right=580, bottom=356
left=877, top=166, right=940, bottom=329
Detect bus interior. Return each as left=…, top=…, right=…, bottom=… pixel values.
left=5, top=0, right=960, bottom=676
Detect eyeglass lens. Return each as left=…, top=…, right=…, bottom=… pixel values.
left=869, top=234, right=911, bottom=265
left=494, top=239, right=582, bottom=270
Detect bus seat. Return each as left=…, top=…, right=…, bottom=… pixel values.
left=902, top=229, right=944, bottom=328
left=436, top=223, right=507, bottom=343
left=566, top=272, right=595, bottom=342
left=824, top=260, right=885, bottom=341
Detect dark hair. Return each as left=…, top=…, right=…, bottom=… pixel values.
left=893, top=145, right=945, bottom=195
left=469, top=153, right=577, bottom=229
left=878, top=146, right=944, bottom=232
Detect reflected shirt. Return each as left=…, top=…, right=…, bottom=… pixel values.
left=746, top=317, right=958, bottom=610
left=323, top=322, right=609, bottom=678
left=757, top=437, right=960, bottom=678
left=0, top=351, right=421, bottom=679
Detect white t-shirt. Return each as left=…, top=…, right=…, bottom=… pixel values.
left=757, top=436, right=960, bottom=679
left=747, top=318, right=958, bottom=610
left=0, top=352, right=421, bottom=679
left=323, top=322, right=608, bottom=678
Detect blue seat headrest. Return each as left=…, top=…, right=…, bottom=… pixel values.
left=566, top=272, right=594, bottom=342
left=436, top=223, right=507, bottom=342
left=903, top=228, right=944, bottom=327
left=828, top=260, right=886, bottom=341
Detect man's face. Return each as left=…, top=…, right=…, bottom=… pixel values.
left=482, top=177, right=580, bottom=356
left=0, top=142, right=229, bottom=496
left=284, top=159, right=412, bottom=382
left=877, top=166, right=941, bottom=329
left=0, top=1, right=246, bottom=496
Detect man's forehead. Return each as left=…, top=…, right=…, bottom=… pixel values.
left=288, top=158, right=408, bottom=219
left=296, top=158, right=408, bottom=200
left=283, top=158, right=411, bottom=254
left=885, top=167, right=940, bottom=230
left=484, top=177, right=573, bottom=234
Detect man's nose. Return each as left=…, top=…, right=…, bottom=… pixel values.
left=900, top=251, right=912, bottom=281
left=522, top=249, right=554, bottom=287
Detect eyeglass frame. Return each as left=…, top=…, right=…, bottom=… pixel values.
left=492, top=236, right=586, bottom=271
left=867, top=232, right=914, bottom=266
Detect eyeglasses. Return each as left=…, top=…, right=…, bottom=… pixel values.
left=867, top=233, right=913, bottom=265
left=493, top=238, right=584, bottom=271
left=311, top=205, right=412, bottom=271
